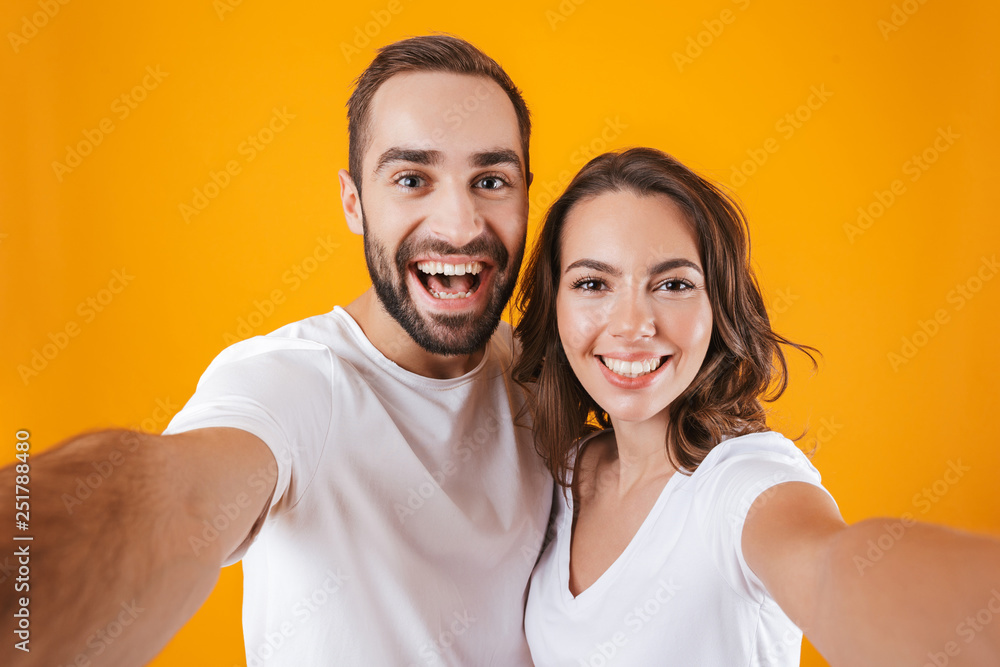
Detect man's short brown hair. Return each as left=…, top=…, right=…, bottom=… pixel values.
left=347, top=34, right=531, bottom=195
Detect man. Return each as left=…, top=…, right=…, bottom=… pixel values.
left=2, top=35, right=551, bottom=666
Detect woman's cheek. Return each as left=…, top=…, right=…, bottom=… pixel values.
left=689, top=308, right=715, bottom=358
left=558, top=298, right=603, bottom=353
left=661, top=298, right=712, bottom=347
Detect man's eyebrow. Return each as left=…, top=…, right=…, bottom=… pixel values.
left=470, top=149, right=522, bottom=171
left=563, top=257, right=703, bottom=277
left=373, top=148, right=444, bottom=174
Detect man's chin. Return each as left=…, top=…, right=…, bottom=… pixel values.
left=369, top=266, right=511, bottom=357
left=410, top=310, right=500, bottom=357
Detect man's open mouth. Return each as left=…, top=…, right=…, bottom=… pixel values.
left=413, top=260, right=485, bottom=300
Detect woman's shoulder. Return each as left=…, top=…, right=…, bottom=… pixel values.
left=710, top=429, right=803, bottom=458
left=690, top=429, right=822, bottom=487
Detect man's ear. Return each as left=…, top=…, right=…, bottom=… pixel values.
left=339, top=169, right=364, bottom=235
left=526, top=171, right=533, bottom=188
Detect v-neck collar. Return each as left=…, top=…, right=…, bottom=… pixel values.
left=559, top=431, right=687, bottom=607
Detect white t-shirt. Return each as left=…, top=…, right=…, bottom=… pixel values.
left=524, top=430, right=832, bottom=667
left=163, top=307, right=553, bottom=666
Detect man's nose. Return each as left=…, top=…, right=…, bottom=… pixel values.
left=426, top=181, right=484, bottom=248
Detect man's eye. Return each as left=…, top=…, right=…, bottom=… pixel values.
left=395, top=174, right=424, bottom=188
left=475, top=176, right=507, bottom=190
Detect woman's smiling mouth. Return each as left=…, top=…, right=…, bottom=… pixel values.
left=598, top=355, right=671, bottom=379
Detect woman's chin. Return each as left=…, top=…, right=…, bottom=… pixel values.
left=603, top=404, right=672, bottom=429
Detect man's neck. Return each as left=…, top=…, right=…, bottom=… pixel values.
left=344, top=289, right=486, bottom=379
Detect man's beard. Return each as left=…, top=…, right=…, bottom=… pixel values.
left=362, top=215, right=524, bottom=357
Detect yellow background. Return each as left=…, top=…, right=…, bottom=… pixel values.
left=2, top=0, right=998, bottom=664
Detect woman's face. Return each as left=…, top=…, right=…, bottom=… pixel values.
left=556, top=190, right=713, bottom=426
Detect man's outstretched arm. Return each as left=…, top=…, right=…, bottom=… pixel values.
left=1, top=426, right=278, bottom=666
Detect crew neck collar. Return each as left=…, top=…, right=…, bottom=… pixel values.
left=331, top=305, right=494, bottom=389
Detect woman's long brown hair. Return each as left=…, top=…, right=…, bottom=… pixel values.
left=513, top=147, right=816, bottom=488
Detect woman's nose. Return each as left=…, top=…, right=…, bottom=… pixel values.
left=606, top=291, right=655, bottom=340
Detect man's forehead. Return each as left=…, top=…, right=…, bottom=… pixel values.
left=365, top=71, right=522, bottom=167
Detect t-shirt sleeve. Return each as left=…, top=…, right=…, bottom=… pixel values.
left=691, top=431, right=835, bottom=603
left=162, top=335, right=335, bottom=563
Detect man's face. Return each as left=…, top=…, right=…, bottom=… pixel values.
left=355, top=72, right=529, bottom=356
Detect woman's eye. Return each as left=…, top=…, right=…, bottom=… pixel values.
left=659, top=279, right=694, bottom=292
left=571, top=278, right=605, bottom=292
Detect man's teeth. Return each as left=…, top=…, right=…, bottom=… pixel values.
left=430, top=290, right=473, bottom=300
left=416, top=261, right=484, bottom=276
left=601, top=356, right=663, bottom=378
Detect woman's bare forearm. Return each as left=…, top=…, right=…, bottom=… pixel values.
left=811, top=518, right=1000, bottom=666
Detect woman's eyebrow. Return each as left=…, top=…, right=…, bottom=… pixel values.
left=649, top=258, right=703, bottom=276
left=564, top=258, right=620, bottom=276
left=564, top=257, right=703, bottom=277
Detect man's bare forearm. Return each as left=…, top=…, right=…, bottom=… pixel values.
left=1, top=430, right=225, bottom=666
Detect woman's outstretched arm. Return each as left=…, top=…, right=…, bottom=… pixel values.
left=743, top=482, right=1000, bottom=666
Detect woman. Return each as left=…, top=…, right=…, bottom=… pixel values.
left=514, top=148, right=1000, bottom=666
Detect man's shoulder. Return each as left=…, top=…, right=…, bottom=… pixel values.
left=264, top=307, right=347, bottom=345
left=488, top=319, right=519, bottom=365
left=203, top=308, right=353, bottom=377
left=220, top=307, right=361, bottom=357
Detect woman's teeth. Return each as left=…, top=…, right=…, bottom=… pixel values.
left=601, top=356, right=663, bottom=378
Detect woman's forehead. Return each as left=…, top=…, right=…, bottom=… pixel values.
left=560, top=191, right=700, bottom=269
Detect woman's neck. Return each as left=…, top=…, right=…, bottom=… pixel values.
left=605, top=415, right=677, bottom=497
